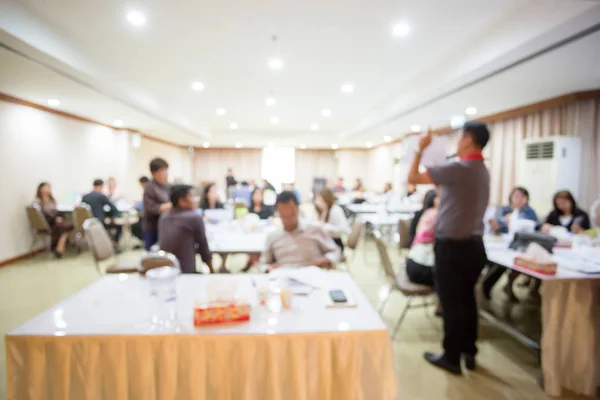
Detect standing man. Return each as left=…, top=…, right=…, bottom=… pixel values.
left=143, top=158, right=172, bottom=250
left=407, top=122, right=490, bottom=375
left=226, top=167, right=237, bottom=199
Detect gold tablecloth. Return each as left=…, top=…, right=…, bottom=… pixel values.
left=6, top=330, right=397, bottom=400
left=542, top=279, right=600, bottom=397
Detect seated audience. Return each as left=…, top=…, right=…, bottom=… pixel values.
left=353, top=178, right=365, bottom=192
left=489, top=187, right=538, bottom=233
left=260, top=191, right=340, bottom=269
left=82, top=179, right=122, bottom=246
left=34, top=182, right=73, bottom=258
left=199, top=183, right=224, bottom=210
left=592, top=195, right=600, bottom=229
left=131, top=176, right=149, bottom=244
left=159, top=185, right=213, bottom=273
left=483, top=187, right=540, bottom=301
left=406, top=191, right=439, bottom=287
left=283, top=182, right=302, bottom=203
left=333, top=177, right=345, bottom=194
left=314, top=188, right=349, bottom=252
left=249, top=188, right=274, bottom=219
left=408, top=189, right=437, bottom=247
left=143, top=158, right=172, bottom=250
left=541, top=190, right=590, bottom=233
left=262, top=179, right=276, bottom=192
left=233, top=181, right=252, bottom=207
left=105, top=177, right=124, bottom=203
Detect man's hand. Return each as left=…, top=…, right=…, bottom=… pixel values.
left=488, top=219, right=500, bottom=233
left=418, top=129, right=433, bottom=151
left=159, top=202, right=172, bottom=213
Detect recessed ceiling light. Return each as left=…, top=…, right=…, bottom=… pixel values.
left=230, top=122, right=238, bottom=130
left=366, top=141, right=373, bottom=148
left=113, top=119, right=123, bottom=127
left=126, top=11, right=146, bottom=26
left=321, top=109, right=332, bottom=117
left=384, top=136, right=392, bottom=142
left=450, top=115, right=466, bottom=128
left=202, top=142, right=210, bottom=148
left=267, top=57, right=284, bottom=70
left=270, top=117, right=279, bottom=124
left=216, top=108, right=226, bottom=116
left=392, top=21, right=410, bottom=37
left=310, top=124, right=319, bottom=131
left=331, top=144, right=339, bottom=150
left=191, top=81, right=204, bottom=91
left=465, top=106, right=478, bottom=115
left=411, top=124, right=421, bottom=132
left=47, top=99, right=60, bottom=107
left=235, top=142, right=243, bottom=148
left=265, top=96, right=276, bottom=106
left=341, top=84, right=354, bottom=94
left=300, top=144, right=307, bottom=149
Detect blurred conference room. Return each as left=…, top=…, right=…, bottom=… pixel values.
left=1, top=1, right=600, bottom=399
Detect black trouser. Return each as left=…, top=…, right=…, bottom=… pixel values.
left=406, top=258, right=434, bottom=287
left=434, top=237, right=487, bottom=363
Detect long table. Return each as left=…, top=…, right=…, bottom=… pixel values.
left=5, top=272, right=398, bottom=400
left=483, top=237, right=600, bottom=397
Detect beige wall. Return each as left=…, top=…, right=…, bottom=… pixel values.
left=0, top=100, right=190, bottom=262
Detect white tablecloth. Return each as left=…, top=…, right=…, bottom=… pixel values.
left=484, top=237, right=600, bottom=396
left=6, top=272, right=398, bottom=400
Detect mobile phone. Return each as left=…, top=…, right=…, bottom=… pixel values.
left=329, top=289, right=347, bottom=303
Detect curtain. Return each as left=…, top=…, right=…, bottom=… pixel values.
left=295, top=150, right=337, bottom=196
left=193, top=149, right=262, bottom=189
left=483, top=99, right=599, bottom=210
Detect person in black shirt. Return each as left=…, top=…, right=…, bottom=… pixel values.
left=541, top=190, right=591, bottom=234
left=199, top=183, right=224, bottom=210
left=82, top=179, right=122, bottom=245
left=249, top=188, right=274, bottom=219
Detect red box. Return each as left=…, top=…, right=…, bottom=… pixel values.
left=194, top=302, right=251, bottom=326
left=514, top=256, right=557, bottom=275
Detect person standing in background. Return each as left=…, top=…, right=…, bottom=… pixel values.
left=408, top=122, right=491, bottom=375
left=143, top=158, right=171, bottom=250
left=131, top=176, right=149, bottom=245
left=226, top=167, right=237, bottom=199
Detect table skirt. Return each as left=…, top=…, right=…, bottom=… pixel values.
left=6, top=330, right=397, bottom=400
left=542, top=279, right=600, bottom=397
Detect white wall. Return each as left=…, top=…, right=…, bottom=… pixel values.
left=0, top=101, right=189, bottom=262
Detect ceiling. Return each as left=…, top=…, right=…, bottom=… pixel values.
left=1, top=0, right=599, bottom=148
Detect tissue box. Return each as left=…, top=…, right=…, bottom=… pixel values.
left=194, top=302, right=251, bottom=326
left=514, top=256, right=557, bottom=275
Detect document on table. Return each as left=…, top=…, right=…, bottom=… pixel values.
left=555, top=248, right=600, bottom=274
left=269, top=266, right=333, bottom=293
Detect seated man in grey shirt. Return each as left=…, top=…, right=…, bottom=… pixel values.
left=159, top=185, right=213, bottom=274
left=260, top=191, right=340, bottom=269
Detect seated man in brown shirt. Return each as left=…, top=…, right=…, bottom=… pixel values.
left=158, top=185, right=213, bottom=274
left=260, top=191, right=340, bottom=269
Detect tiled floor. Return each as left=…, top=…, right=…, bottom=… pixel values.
left=0, top=241, right=590, bottom=399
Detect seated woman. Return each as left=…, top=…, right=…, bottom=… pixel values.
left=541, top=190, right=591, bottom=233
left=248, top=188, right=274, bottom=219
left=34, top=182, right=74, bottom=258
left=484, top=187, right=540, bottom=301
left=489, top=187, right=539, bottom=233
left=408, top=189, right=437, bottom=247
left=406, top=191, right=438, bottom=287
left=314, top=188, right=349, bottom=252
left=199, top=183, right=224, bottom=210
left=352, top=178, right=365, bottom=192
